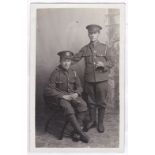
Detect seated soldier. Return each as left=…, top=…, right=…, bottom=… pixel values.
left=44, top=50, right=89, bottom=143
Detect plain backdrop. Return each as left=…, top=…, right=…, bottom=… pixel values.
left=0, top=0, right=155, bottom=155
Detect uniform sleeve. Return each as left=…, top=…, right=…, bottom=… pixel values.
left=74, top=72, right=83, bottom=96
left=71, top=48, right=84, bottom=65
left=44, top=70, right=65, bottom=99
left=105, top=45, right=114, bottom=69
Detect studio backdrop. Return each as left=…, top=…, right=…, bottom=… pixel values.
left=36, top=8, right=120, bottom=125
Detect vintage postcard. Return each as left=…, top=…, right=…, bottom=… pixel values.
left=29, top=3, right=125, bottom=153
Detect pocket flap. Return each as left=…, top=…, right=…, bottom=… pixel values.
left=69, top=80, right=75, bottom=83
left=96, top=52, right=106, bottom=57
left=55, top=81, right=63, bottom=84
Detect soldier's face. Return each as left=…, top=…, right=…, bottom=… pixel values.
left=60, top=58, right=71, bottom=70
left=88, top=31, right=100, bottom=42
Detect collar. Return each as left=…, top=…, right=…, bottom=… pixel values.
left=58, top=65, right=71, bottom=72
left=89, top=40, right=100, bottom=48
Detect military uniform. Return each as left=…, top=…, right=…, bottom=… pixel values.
left=44, top=65, right=87, bottom=116
left=73, top=40, right=112, bottom=108
left=44, top=51, right=89, bottom=143
left=72, top=24, right=113, bottom=132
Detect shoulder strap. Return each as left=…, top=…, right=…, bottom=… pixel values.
left=73, top=70, right=77, bottom=78
left=105, top=44, right=107, bottom=56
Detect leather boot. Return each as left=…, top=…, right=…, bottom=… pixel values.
left=97, top=108, right=105, bottom=133
left=67, top=114, right=89, bottom=143
left=71, top=131, right=80, bottom=142
left=84, top=108, right=96, bottom=132
left=72, top=112, right=86, bottom=142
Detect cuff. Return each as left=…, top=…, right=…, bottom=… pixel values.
left=74, top=90, right=82, bottom=96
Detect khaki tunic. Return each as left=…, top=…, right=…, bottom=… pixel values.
left=73, top=41, right=113, bottom=82
left=72, top=41, right=113, bottom=108
left=44, top=65, right=87, bottom=116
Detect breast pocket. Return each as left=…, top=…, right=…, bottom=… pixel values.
left=69, top=79, right=75, bottom=84
left=84, top=54, right=93, bottom=64
left=96, top=51, right=106, bottom=57
left=55, top=81, right=64, bottom=88
left=69, top=79, right=76, bottom=88
left=96, top=53, right=107, bottom=63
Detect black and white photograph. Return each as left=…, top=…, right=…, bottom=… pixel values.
left=29, top=3, right=125, bottom=152
left=3, top=1, right=155, bottom=155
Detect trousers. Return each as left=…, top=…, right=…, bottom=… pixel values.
left=59, top=97, right=88, bottom=116
left=85, top=81, right=108, bottom=109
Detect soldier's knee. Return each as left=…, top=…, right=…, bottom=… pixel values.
left=59, top=99, right=70, bottom=109
left=76, top=98, right=88, bottom=112
left=59, top=99, right=75, bottom=115
left=81, top=99, right=87, bottom=107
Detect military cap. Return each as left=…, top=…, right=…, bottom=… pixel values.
left=86, top=24, right=102, bottom=33
left=57, top=50, right=74, bottom=59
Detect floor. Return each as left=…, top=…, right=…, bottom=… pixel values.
left=35, top=111, right=119, bottom=148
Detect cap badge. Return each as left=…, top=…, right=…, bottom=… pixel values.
left=66, top=52, right=70, bottom=56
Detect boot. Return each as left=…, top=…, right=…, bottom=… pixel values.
left=84, top=108, right=96, bottom=132
left=97, top=108, right=105, bottom=133
left=71, top=131, right=80, bottom=142
left=76, top=111, right=86, bottom=128
left=67, top=114, right=89, bottom=143
left=72, top=112, right=86, bottom=142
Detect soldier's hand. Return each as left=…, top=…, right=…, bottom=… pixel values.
left=71, top=93, right=78, bottom=99
left=62, top=95, right=72, bottom=101
left=96, top=61, right=105, bottom=67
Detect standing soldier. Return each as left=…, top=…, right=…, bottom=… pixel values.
left=44, top=51, right=89, bottom=143
left=72, top=24, right=113, bottom=133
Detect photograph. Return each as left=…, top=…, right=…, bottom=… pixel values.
left=29, top=3, right=125, bottom=153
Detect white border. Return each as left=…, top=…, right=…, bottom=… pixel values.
left=29, top=3, right=125, bottom=153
